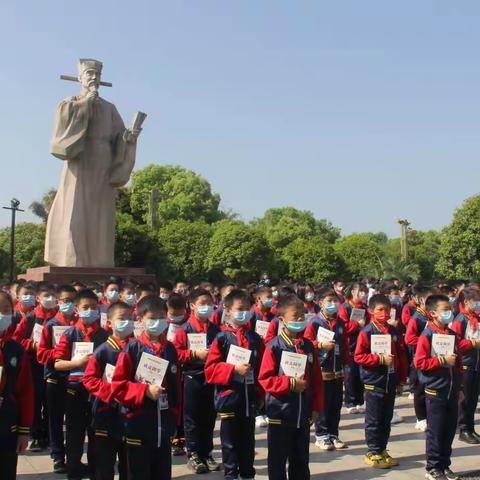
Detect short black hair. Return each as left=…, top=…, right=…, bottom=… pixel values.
left=75, top=288, right=99, bottom=304
left=255, top=285, right=272, bottom=296
left=224, top=289, right=252, bottom=309
left=166, top=293, right=186, bottom=310
left=369, top=294, right=391, bottom=310
left=137, top=283, right=155, bottom=293
left=72, top=281, right=86, bottom=289
left=412, top=284, right=438, bottom=299
left=317, top=287, right=337, bottom=300
left=158, top=281, right=173, bottom=291
left=121, top=281, right=136, bottom=292
left=189, top=288, right=211, bottom=304
left=104, top=279, right=121, bottom=290
left=277, top=294, right=305, bottom=317
left=18, top=281, right=37, bottom=294
left=57, top=284, right=77, bottom=295
left=137, top=295, right=167, bottom=317
left=107, top=301, right=132, bottom=319
left=425, top=294, right=450, bottom=312
left=462, top=287, right=480, bottom=302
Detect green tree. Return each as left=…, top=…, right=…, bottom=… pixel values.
left=282, top=237, right=344, bottom=282
left=206, top=220, right=273, bottom=283
left=0, top=223, right=45, bottom=276
left=29, top=189, right=57, bottom=223
left=407, top=230, right=441, bottom=281
left=156, top=219, right=212, bottom=281
left=436, top=194, right=480, bottom=279
left=130, top=164, right=221, bottom=226
left=334, top=233, right=383, bottom=278
left=378, top=257, right=420, bottom=283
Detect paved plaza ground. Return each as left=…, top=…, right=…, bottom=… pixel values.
left=18, top=394, right=480, bottom=479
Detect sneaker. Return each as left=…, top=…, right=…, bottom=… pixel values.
left=415, top=419, right=427, bottom=432
left=315, top=437, right=334, bottom=451
left=204, top=455, right=221, bottom=472
left=408, top=392, right=415, bottom=400
left=471, top=430, right=480, bottom=442
left=28, top=439, right=43, bottom=452
left=356, top=404, right=366, bottom=414
left=459, top=431, right=480, bottom=444
left=255, top=415, right=268, bottom=428
left=391, top=411, right=403, bottom=424
left=53, top=460, right=67, bottom=474
left=381, top=450, right=399, bottom=466
left=345, top=406, right=358, bottom=414
left=331, top=436, right=347, bottom=449
left=187, top=453, right=208, bottom=474
left=171, top=438, right=186, bottom=456
left=444, top=468, right=460, bottom=480
left=364, top=451, right=391, bottom=469
left=425, top=469, right=447, bottom=480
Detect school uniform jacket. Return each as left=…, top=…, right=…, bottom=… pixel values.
left=414, top=321, right=462, bottom=397
left=401, top=302, right=417, bottom=328
left=0, top=334, right=34, bottom=441
left=338, top=301, right=369, bottom=356
left=83, top=336, right=128, bottom=439
left=450, top=310, right=480, bottom=371
left=304, top=313, right=349, bottom=379
left=111, top=332, right=180, bottom=447
left=173, top=315, right=220, bottom=377
left=250, top=305, right=276, bottom=334
left=205, top=324, right=265, bottom=417
left=405, top=308, right=429, bottom=351
left=354, top=321, right=408, bottom=391
left=258, top=330, right=323, bottom=428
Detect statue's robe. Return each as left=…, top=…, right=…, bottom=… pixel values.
left=45, top=95, right=136, bottom=267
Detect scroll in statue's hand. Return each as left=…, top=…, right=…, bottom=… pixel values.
left=123, top=127, right=142, bottom=143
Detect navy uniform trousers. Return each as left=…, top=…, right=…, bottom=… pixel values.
left=458, top=367, right=480, bottom=433
left=425, top=389, right=458, bottom=471
left=316, top=378, right=343, bottom=438
left=45, top=378, right=67, bottom=463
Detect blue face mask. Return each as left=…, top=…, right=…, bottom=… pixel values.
left=325, top=303, right=338, bottom=315
left=448, top=296, right=456, bottom=304
left=390, top=295, right=401, bottom=305
left=146, top=318, right=168, bottom=336
left=286, top=321, right=307, bottom=333
left=439, top=310, right=453, bottom=325
left=263, top=298, right=273, bottom=309
left=115, top=319, right=134, bottom=337
left=196, top=305, right=214, bottom=319
left=159, top=294, right=170, bottom=301
left=233, top=311, right=252, bottom=325
left=0, top=314, right=12, bottom=333
left=124, top=294, right=136, bottom=307
left=79, top=309, right=99, bottom=325
left=107, top=290, right=119, bottom=302
left=169, top=315, right=185, bottom=324
left=59, top=302, right=75, bottom=316
left=21, top=295, right=36, bottom=308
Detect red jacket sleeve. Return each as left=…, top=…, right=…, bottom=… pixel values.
left=405, top=318, right=419, bottom=347
left=401, top=305, right=412, bottom=327
left=16, top=349, right=34, bottom=433
left=258, top=346, right=290, bottom=396
left=111, top=351, right=148, bottom=409
left=264, top=320, right=278, bottom=344
left=450, top=320, right=473, bottom=353
left=83, top=355, right=114, bottom=404
left=12, top=318, right=34, bottom=353
left=354, top=331, right=380, bottom=367
left=311, top=350, right=324, bottom=412
left=37, top=324, right=54, bottom=366
left=303, top=323, right=318, bottom=348
left=173, top=327, right=194, bottom=365
left=204, top=339, right=235, bottom=386
left=53, top=332, right=72, bottom=362
left=414, top=335, right=443, bottom=371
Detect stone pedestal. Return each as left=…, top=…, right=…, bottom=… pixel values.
left=20, top=266, right=156, bottom=285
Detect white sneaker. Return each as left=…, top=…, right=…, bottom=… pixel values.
left=345, top=406, right=358, bottom=414
left=331, top=436, right=347, bottom=449
left=255, top=415, right=268, bottom=428
left=315, top=437, right=334, bottom=451
left=408, top=392, right=414, bottom=400
left=415, top=419, right=427, bottom=432
left=356, top=404, right=366, bottom=414
left=391, top=411, right=403, bottom=424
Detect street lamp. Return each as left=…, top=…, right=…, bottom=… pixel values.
left=2, top=198, right=24, bottom=282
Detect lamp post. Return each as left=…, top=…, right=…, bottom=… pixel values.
left=2, top=198, right=24, bottom=282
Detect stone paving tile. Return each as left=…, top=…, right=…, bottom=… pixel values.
left=18, top=395, right=480, bottom=479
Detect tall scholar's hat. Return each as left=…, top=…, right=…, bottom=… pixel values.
left=77, top=58, right=103, bottom=75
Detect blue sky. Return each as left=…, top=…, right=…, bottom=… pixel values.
left=1, top=1, right=479, bottom=237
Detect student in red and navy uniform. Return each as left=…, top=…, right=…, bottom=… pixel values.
left=251, top=285, right=276, bottom=330
left=83, top=301, right=133, bottom=480
left=262, top=285, right=296, bottom=345
left=259, top=295, right=323, bottom=480
left=205, top=289, right=265, bottom=480
left=173, top=288, right=221, bottom=474
left=355, top=294, right=408, bottom=469
left=405, top=286, right=437, bottom=431
left=297, top=283, right=320, bottom=314
left=13, top=282, right=58, bottom=452
left=0, top=291, right=34, bottom=480
left=387, top=285, right=403, bottom=331
left=54, top=289, right=109, bottom=480
left=112, top=295, right=180, bottom=480
left=450, top=287, right=480, bottom=445
left=210, top=283, right=236, bottom=326
left=166, top=294, right=188, bottom=456
left=339, top=282, right=369, bottom=414
left=414, top=294, right=462, bottom=480
left=333, top=280, right=347, bottom=304
left=305, top=288, right=349, bottom=451
left=36, top=284, right=77, bottom=474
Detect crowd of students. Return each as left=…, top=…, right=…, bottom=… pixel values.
left=0, top=276, right=478, bottom=480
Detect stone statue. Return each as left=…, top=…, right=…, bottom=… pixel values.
left=44, top=59, right=145, bottom=267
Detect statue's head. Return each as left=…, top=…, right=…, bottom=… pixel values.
left=77, top=58, right=103, bottom=91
